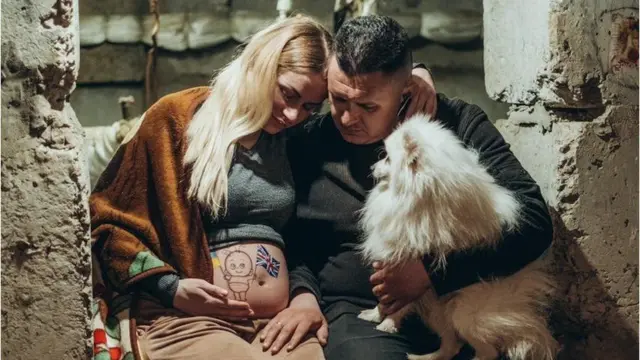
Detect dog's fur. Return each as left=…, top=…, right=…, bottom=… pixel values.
left=357, top=114, right=558, bottom=360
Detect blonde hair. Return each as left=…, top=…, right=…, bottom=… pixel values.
left=184, top=16, right=333, bottom=218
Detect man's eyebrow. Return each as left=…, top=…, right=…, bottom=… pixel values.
left=330, top=89, right=374, bottom=105
left=329, top=89, right=350, bottom=99
left=356, top=102, right=377, bottom=107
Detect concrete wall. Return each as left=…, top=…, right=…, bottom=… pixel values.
left=1, top=0, right=92, bottom=359
left=72, top=40, right=508, bottom=127
left=486, top=0, right=639, bottom=358
left=71, top=0, right=507, bottom=127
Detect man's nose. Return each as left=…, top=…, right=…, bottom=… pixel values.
left=340, top=109, right=359, bottom=127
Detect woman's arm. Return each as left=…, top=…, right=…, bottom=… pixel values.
left=91, top=91, right=253, bottom=318
left=91, top=110, right=179, bottom=294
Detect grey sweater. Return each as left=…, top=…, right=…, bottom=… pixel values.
left=137, top=130, right=295, bottom=306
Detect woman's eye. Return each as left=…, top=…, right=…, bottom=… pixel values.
left=281, top=87, right=297, bottom=102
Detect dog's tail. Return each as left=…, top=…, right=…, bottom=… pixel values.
left=506, top=332, right=559, bottom=360
left=505, top=267, right=559, bottom=360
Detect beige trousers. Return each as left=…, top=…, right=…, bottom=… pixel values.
left=136, top=300, right=325, bottom=360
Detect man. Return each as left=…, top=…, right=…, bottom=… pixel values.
left=262, top=15, right=553, bottom=359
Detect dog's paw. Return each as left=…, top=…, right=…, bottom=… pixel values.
left=358, top=308, right=383, bottom=323
left=407, top=354, right=431, bottom=360
left=375, top=318, right=399, bottom=333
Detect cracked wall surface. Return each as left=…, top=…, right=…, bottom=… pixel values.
left=486, top=0, right=639, bottom=358
left=1, top=0, right=92, bottom=359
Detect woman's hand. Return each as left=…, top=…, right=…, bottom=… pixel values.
left=173, top=278, right=254, bottom=319
left=259, top=290, right=328, bottom=354
left=406, top=67, right=438, bottom=119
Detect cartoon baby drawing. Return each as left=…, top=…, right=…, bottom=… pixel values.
left=221, top=250, right=255, bottom=301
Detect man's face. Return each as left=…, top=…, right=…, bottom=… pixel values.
left=327, top=56, right=409, bottom=145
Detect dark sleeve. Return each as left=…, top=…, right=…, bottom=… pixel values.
left=134, top=273, right=180, bottom=308
left=284, top=124, right=323, bottom=302
left=287, top=236, right=322, bottom=301
left=425, top=104, right=553, bottom=296
left=284, top=205, right=322, bottom=302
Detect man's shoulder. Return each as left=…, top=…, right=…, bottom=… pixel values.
left=437, top=94, right=487, bottom=122
left=435, top=94, right=489, bottom=136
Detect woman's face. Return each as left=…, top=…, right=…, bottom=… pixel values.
left=264, top=71, right=328, bottom=134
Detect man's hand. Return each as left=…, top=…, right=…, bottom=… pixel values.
left=369, top=260, right=432, bottom=315
left=406, top=67, right=437, bottom=119
left=260, top=290, right=328, bottom=355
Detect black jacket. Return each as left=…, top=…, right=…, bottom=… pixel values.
left=284, top=94, right=553, bottom=309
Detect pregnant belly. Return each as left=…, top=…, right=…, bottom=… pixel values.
left=212, top=241, right=289, bottom=318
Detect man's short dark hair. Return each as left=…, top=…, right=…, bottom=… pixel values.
left=333, top=15, right=411, bottom=76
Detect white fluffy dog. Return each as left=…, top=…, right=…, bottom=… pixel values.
left=357, top=114, right=558, bottom=360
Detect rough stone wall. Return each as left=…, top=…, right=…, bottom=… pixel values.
left=485, top=0, right=639, bottom=359
left=1, top=0, right=92, bottom=359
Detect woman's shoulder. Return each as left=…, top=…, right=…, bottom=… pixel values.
left=131, top=87, right=210, bottom=141
left=148, top=87, right=210, bottom=126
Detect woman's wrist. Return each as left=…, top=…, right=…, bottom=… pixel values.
left=136, top=273, right=180, bottom=307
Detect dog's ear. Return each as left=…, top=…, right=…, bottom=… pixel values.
left=403, top=132, right=421, bottom=172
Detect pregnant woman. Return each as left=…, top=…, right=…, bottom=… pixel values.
left=91, top=16, right=332, bottom=360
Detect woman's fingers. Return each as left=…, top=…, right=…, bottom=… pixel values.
left=221, top=299, right=252, bottom=310
left=199, top=281, right=230, bottom=299
left=204, top=296, right=251, bottom=310
left=201, top=295, right=254, bottom=318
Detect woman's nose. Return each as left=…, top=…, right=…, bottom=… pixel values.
left=283, top=107, right=300, bottom=124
